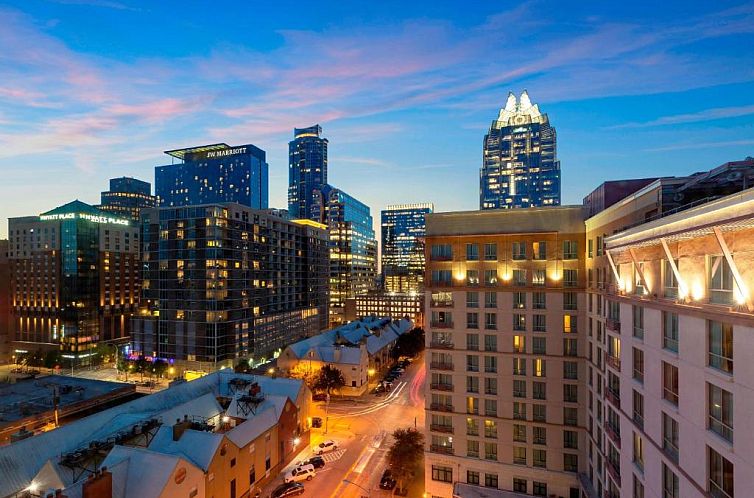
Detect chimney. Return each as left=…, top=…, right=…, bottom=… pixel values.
left=82, top=468, right=112, bottom=498
left=173, top=417, right=192, bottom=441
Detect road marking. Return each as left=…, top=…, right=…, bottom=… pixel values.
left=321, top=449, right=347, bottom=462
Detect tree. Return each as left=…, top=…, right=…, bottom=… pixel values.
left=391, top=327, right=425, bottom=359
left=43, top=350, right=62, bottom=370
left=313, top=365, right=345, bottom=395
left=152, top=359, right=168, bottom=378
left=387, top=427, right=424, bottom=493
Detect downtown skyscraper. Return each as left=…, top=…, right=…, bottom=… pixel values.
left=288, top=125, right=328, bottom=220
left=97, top=176, right=156, bottom=222
left=480, top=91, right=561, bottom=210
left=381, top=203, right=433, bottom=293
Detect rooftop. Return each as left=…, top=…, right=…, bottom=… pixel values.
left=163, top=143, right=229, bottom=160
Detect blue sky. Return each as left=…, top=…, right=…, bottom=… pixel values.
left=1, top=1, right=753, bottom=238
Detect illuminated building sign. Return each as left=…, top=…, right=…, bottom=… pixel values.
left=40, top=212, right=129, bottom=226
left=204, top=147, right=248, bottom=159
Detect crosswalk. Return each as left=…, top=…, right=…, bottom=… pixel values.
left=320, top=448, right=347, bottom=462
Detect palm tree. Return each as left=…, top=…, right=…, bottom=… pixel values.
left=387, top=428, right=424, bottom=493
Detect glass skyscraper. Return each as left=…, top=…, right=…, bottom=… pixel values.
left=480, top=91, right=561, bottom=209
left=381, top=203, right=433, bottom=293
left=156, top=143, right=269, bottom=209
left=288, top=125, right=328, bottom=220
left=98, top=176, right=156, bottom=222
left=312, top=185, right=377, bottom=326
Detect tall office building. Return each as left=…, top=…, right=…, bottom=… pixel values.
left=132, top=204, right=328, bottom=372
left=156, top=143, right=269, bottom=209
left=381, top=203, right=434, bottom=293
left=480, top=91, right=561, bottom=210
left=97, top=176, right=156, bottom=222
left=312, top=185, right=377, bottom=326
left=288, top=125, right=328, bottom=220
left=8, top=201, right=138, bottom=362
left=424, top=207, right=587, bottom=498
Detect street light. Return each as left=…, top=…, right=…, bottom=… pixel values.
left=342, top=479, right=370, bottom=497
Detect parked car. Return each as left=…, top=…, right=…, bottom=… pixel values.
left=311, top=417, right=322, bottom=428
left=271, top=482, right=305, bottom=498
left=312, top=392, right=327, bottom=401
left=379, top=469, right=397, bottom=490
left=299, top=456, right=325, bottom=469
left=284, top=464, right=316, bottom=483
left=314, top=439, right=338, bottom=455
left=393, top=367, right=405, bottom=374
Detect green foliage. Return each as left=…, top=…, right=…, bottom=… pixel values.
left=387, top=427, right=424, bottom=491
left=391, top=327, right=425, bottom=359
left=313, top=364, right=346, bottom=394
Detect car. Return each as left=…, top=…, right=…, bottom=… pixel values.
left=299, top=456, right=325, bottom=469
left=393, top=367, right=405, bottom=373
left=312, top=392, right=327, bottom=401
left=379, top=469, right=397, bottom=490
left=314, top=439, right=338, bottom=455
left=284, top=464, right=316, bottom=483
left=271, top=482, right=305, bottom=498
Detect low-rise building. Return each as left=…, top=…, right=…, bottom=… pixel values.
left=277, top=317, right=413, bottom=395
left=345, top=291, right=423, bottom=324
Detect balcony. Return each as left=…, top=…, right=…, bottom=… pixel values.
left=430, top=255, right=452, bottom=262
left=429, top=444, right=454, bottom=455
left=606, top=318, right=621, bottom=332
left=431, top=300, right=454, bottom=308
left=429, top=403, right=454, bottom=413
left=431, top=280, right=453, bottom=288
left=604, top=422, right=621, bottom=448
left=606, top=459, right=621, bottom=485
left=430, top=362, right=454, bottom=371
left=429, top=424, right=454, bottom=434
left=605, top=387, right=621, bottom=408
left=430, top=383, right=454, bottom=392
left=430, top=341, right=454, bottom=350
left=431, top=321, right=454, bottom=329
left=606, top=354, right=621, bottom=372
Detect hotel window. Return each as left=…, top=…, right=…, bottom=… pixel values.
left=513, top=358, right=526, bottom=376
left=563, top=338, right=578, bottom=357
left=431, top=465, right=453, bottom=483
left=467, top=334, right=479, bottom=350
left=513, top=446, right=527, bottom=465
left=563, top=407, right=578, bottom=426
left=533, top=291, right=546, bottom=309
left=563, top=361, right=577, bottom=380
left=633, top=390, right=644, bottom=429
left=708, top=446, right=734, bottom=498
left=484, top=243, right=497, bottom=261
left=513, top=269, right=527, bottom=286
left=563, top=384, right=577, bottom=403
left=431, top=269, right=452, bottom=284
left=709, top=255, right=735, bottom=305
left=532, top=337, right=546, bottom=355
left=563, top=240, right=578, bottom=260
left=484, top=377, right=497, bottom=395
left=467, top=418, right=479, bottom=436
left=564, top=453, right=578, bottom=472
left=533, top=241, right=547, bottom=260
left=484, top=443, right=498, bottom=462
left=467, top=355, right=479, bottom=372
left=663, top=259, right=679, bottom=298
left=663, top=362, right=679, bottom=405
left=467, top=471, right=480, bottom=485
left=634, top=475, right=644, bottom=498
left=513, top=335, right=526, bottom=353
left=513, top=291, right=526, bottom=309
left=563, top=314, right=577, bottom=333
left=467, top=269, right=479, bottom=285
left=467, top=396, right=479, bottom=415
left=633, top=348, right=644, bottom=383
left=532, top=426, right=546, bottom=445
left=513, top=314, right=526, bottom=331
left=708, top=320, right=733, bottom=374
left=467, top=439, right=479, bottom=458
left=513, top=380, right=526, bottom=398
left=485, top=313, right=497, bottom=330
left=633, top=305, right=644, bottom=339
left=533, top=381, right=546, bottom=400
left=513, top=401, right=526, bottom=419
left=484, top=356, right=497, bottom=373
left=596, top=235, right=604, bottom=256
left=633, top=432, right=644, bottom=471
left=466, top=243, right=479, bottom=261
left=708, top=383, right=733, bottom=442
left=513, top=478, right=527, bottom=493
left=484, top=269, right=497, bottom=286
left=533, top=404, right=546, bottom=422
left=533, top=449, right=547, bottom=468
left=466, top=291, right=479, bottom=308
left=513, top=424, right=527, bottom=443
left=533, top=482, right=547, bottom=497
left=564, top=430, right=578, bottom=449
left=533, top=359, right=546, bottom=378
left=662, top=413, right=679, bottom=463
left=485, top=291, right=497, bottom=308
left=484, top=334, right=497, bottom=352
left=563, top=291, right=577, bottom=310
left=467, top=312, right=479, bottom=329
left=663, top=312, right=679, bottom=352
left=532, top=269, right=545, bottom=286
left=512, top=242, right=527, bottom=260
left=588, top=239, right=594, bottom=258
left=533, top=314, right=546, bottom=332
left=564, top=269, right=578, bottom=287
left=467, top=376, right=479, bottom=393
left=663, top=464, right=679, bottom=498
left=430, top=244, right=452, bottom=260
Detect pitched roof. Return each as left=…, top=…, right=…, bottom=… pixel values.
left=148, top=426, right=224, bottom=472
left=41, top=199, right=111, bottom=217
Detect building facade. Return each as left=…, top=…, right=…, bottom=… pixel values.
left=346, top=291, right=423, bottom=324
left=424, top=207, right=586, bottom=498
left=8, top=201, right=138, bottom=362
left=480, top=91, right=561, bottom=210
left=381, top=203, right=434, bottom=293
left=288, top=125, right=328, bottom=221
left=157, top=143, right=269, bottom=209
left=132, top=204, right=328, bottom=372
left=0, top=240, right=10, bottom=363
left=97, top=176, right=156, bottom=222
left=312, top=185, right=377, bottom=326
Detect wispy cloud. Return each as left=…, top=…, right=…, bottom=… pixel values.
left=610, top=104, right=754, bottom=129
left=645, top=139, right=754, bottom=152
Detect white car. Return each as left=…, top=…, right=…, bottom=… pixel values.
left=284, top=464, right=316, bottom=483
left=314, top=439, right=338, bottom=455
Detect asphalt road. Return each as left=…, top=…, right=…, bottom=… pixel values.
left=258, top=354, right=426, bottom=498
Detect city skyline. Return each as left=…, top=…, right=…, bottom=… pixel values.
left=2, top=2, right=754, bottom=238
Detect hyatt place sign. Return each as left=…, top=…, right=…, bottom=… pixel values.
left=40, top=212, right=129, bottom=226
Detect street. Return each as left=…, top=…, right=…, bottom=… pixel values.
left=258, top=355, right=426, bottom=498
